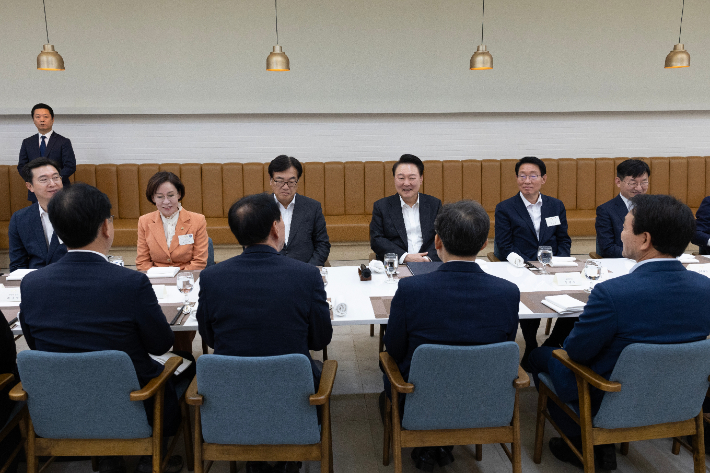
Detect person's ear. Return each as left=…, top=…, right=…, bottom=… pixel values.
left=434, top=234, right=443, bottom=250
left=479, top=239, right=488, bottom=252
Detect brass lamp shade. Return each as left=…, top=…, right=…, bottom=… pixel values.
left=266, top=45, right=290, bottom=71
left=665, top=43, right=690, bottom=68
left=37, top=44, right=64, bottom=71
left=470, top=44, right=492, bottom=70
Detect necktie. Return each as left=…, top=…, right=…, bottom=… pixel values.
left=40, top=135, right=47, bottom=157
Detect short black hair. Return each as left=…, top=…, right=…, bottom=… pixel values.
left=515, top=156, right=546, bottom=176
left=48, top=183, right=112, bottom=249
left=617, top=159, right=651, bottom=180
left=31, top=103, right=54, bottom=118
left=268, top=155, right=303, bottom=179
left=145, top=171, right=185, bottom=204
left=228, top=193, right=282, bottom=246
left=22, top=158, right=61, bottom=183
left=434, top=200, right=490, bottom=257
left=630, top=194, right=695, bottom=257
left=392, top=154, right=424, bottom=176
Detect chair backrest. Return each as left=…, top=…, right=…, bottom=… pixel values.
left=207, top=237, right=215, bottom=266
left=197, top=354, right=320, bottom=445
left=16, top=350, right=151, bottom=439
left=593, top=339, right=710, bottom=429
left=402, top=342, right=519, bottom=431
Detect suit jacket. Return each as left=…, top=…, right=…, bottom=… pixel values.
left=0, top=316, right=18, bottom=429
left=370, top=193, right=442, bottom=262
left=277, top=194, right=331, bottom=266
left=18, top=132, right=76, bottom=202
left=136, top=209, right=208, bottom=271
left=383, top=261, right=520, bottom=393
left=494, top=193, right=571, bottom=261
left=692, top=196, right=710, bottom=255
left=197, top=245, right=333, bottom=385
left=548, top=260, right=710, bottom=409
left=8, top=203, right=67, bottom=272
left=595, top=194, right=628, bottom=258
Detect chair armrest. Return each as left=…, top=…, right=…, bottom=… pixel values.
left=8, top=382, right=26, bottom=401
left=130, top=357, right=181, bottom=401
left=310, top=360, right=338, bottom=405
left=0, top=373, right=14, bottom=391
left=514, top=366, right=530, bottom=388
left=185, top=376, right=202, bottom=406
left=552, top=350, right=621, bottom=392
left=379, top=352, right=414, bottom=394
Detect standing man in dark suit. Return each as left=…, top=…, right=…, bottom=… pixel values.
left=382, top=200, right=520, bottom=471
left=494, top=156, right=573, bottom=371
left=269, top=155, right=330, bottom=266
left=8, top=158, right=67, bottom=272
left=529, top=194, right=710, bottom=470
left=692, top=196, right=710, bottom=255
left=595, top=159, right=650, bottom=258
left=370, top=154, right=442, bottom=263
left=18, top=103, right=76, bottom=203
left=19, top=183, right=189, bottom=473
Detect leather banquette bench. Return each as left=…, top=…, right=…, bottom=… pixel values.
left=0, top=156, right=707, bottom=249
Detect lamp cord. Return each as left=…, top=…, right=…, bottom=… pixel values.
left=42, top=0, right=49, bottom=44
left=678, top=0, right=684, bottom=43
left=275, top=0, right=279, bottom=45
left=481, top=0, right=484, bottom=44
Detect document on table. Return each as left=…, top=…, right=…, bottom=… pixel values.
left=6, top=269, right=36, bottom=281
left=147, top=267, right=180, bottom=278
left=0, top=287, right=21, bottom=307
left=149, top=352, right=192, bottom=375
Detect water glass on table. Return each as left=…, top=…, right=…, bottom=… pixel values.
left=320, top=267, right=328, bottom=287
left=108, top=255, right=124, bottom=267
left=176, top=271, right=194, bottom=314
left=537, top=246, right=553, bottom=274
left=384, top=253, right=398, bottom=284
left=583, top=259, right=602, bottom=293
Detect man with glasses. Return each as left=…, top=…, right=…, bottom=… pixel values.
left=268, top=155, right=330, bottom=266
left=494, top=156, right=573, bottom=371
left=595, top=159, right=650, bottom=258
left=8, top=158, right=68, bottom=272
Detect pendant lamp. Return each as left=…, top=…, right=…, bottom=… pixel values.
left=37, top=0, right=64, bottom=71
left=470, top=0, right=492, bottom=70
left=266, top=0, right=289, bottom=71
left=665, top=0, right=689, bottom=68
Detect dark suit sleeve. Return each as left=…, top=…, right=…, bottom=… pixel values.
left=595, top=203, right=623, bottom=258
left=196, top=274, right=214, bottom=349
left=134, top=275, right=174, bottom=355
left=308, top=202, right=331, bottom=266
left=383, top=284, right=408, bottom=364
left=370, top=200, right=406, bottom=259
left=562, top=284, right=617, bottom=365
left=58, top=137, right=76, bottom=180
left=555, top=203, right=572, bottom=257
left=494, top=203, right=522, bottom=260
left=692, top=197, right=710, bottom=248
left=307, top=269, right=332, bottom=351
left=18, top=139, right=29, bottom=179
left=8, top=213, right=28, bottom=272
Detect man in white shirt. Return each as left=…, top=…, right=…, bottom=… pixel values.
left=595, top=159, right=651, bottom=258
left=370, top=154, right=442, bottom=263
left=8, top=158, right=67, bottom=272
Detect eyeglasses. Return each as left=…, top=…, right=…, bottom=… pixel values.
left=37, top=175, right=62, bottom=185
left=517, top=174, right=540, bottom=181
left=108, top=215, right=115, bottom=223
left=621, top=179, right=649, bottom=188
left=272, top=178, right=298, bottom=188
left=154, top=193, right=178, bottom=201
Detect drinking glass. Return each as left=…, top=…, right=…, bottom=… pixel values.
left=583, top=259, right=602, bottom=293
left=108, top=255, right=124, bottom=267
left=537, top=246, right=553, bottom=274
left=384, top=253, right=398, bottom=284
left=320, top=267, right=328, bottom=287
left=176, top=271, right=194, bottom=314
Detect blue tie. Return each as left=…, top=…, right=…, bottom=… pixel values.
left=40, top=135, right=47, bottom=157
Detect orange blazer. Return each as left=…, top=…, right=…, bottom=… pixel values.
left=136, top=209, right=208, bottom=271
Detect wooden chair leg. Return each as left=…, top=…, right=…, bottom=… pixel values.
left=383, top=396, right=392, bottom=465
left=91, top=457, right=99, bottom=472
left=379, top=325, right=385, bottom=353
left=694, top=411, right=705, bottom=473
left=26, top=418, right=38, bottom=473
left=672, top=438, right=681, bottom=455
left=321, top=399, right=333, bottom=473
left=475, top=444, right=482, bottom=461
left=202, top=339, right=209, bottom=355
left=577, top=380, right=595, bottom=473
left=181, top=400, right=194, bottom=471
left=533, top=384, right=547, bottom=463
left=229, top=461, right=237, bottom=473
left=545, top=318, right=553, bottom=335
left=194, top=407, right=204, bottom=473
left=370, top=324, right=375, bottom=337
left=323, top=345, right=328, bottom=361
left=512, top=390, right=522, bottom=473
left=391, top=388, right=403, bottom=473
left=620, top=442, right=629, bottom=455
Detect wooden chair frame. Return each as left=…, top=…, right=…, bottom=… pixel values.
left=186, top=359, right=337, bottom=473
left=534, top=349, right=706, bottom=473
left=380, top=352, right=529, bottom=473
left=589, top=252, right=602, bottom=259
left=9, top=357, right=193, bottom=473
left=0, top=373, right=26, bottom=473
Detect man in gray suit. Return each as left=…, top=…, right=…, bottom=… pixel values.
left=269, top=155, right=331, bottom=266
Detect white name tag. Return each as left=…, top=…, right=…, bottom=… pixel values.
left=553, top=273, right=584, bottom=286
left=545, top=216, right=561, bottom=227
left=178, top=234, right=194, bottom=245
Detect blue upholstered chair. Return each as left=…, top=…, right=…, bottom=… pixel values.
left=533, top=340, right=710, bottom=473
left=380, top=342, right=529, bottom=473
left=0, top=373, right=26, bottom=471
left=10, top=350, right=191, bottom=473
left=186, top=354, right=337, bottom=473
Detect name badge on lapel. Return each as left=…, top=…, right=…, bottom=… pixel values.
left=545, top=216, right=561, bottom=227
left=178, top=234, right=194, bottom=245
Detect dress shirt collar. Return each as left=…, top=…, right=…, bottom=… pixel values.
left=619, top=193, right=633, bottom=211
left=274, top=193, right=296, bottom=210
left=629, top=257, right=676, bottom=273
left=520, top=191, right=543, bottom=208
left=399, top=194, right=420, bottom=209
left=67, top=249, right=109, bottom=262
left=159, top=204, right=181, bottom=223
left=38, top=203, right=48, bottom=217
left=38, top=130, right=53, bottom=145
